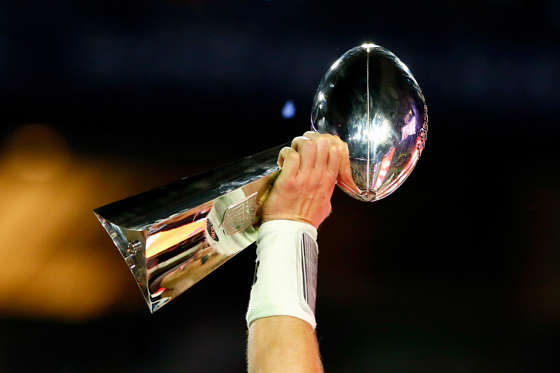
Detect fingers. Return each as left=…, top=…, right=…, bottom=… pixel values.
left=327, top=140, right=343, bottom=180
left=277, top=146, right=299, bottom=180
left=336, top=140, right=359, bottom=192
left=291, top=135, right=316, bottom=175
left=267, top=132, right=349, bottom=228
left=284, top=132, right=348, bottom=184
left=304, top=131, right=344, bottom=179
left=337, top=139, right=350, bottom=177
left=303, top=131, right=330, bottom=170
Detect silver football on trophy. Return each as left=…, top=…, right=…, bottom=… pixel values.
left=312, top=43, right=428, bottom=202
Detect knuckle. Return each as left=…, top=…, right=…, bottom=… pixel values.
left=303, top=138, right=317, bottom=151
left=287, top=149, right=299, bottom=161
left=278, top=146, right=290, bottom=158
left=326, top=134, right=337, bottom=145
left=291, top=136, right=309, bottom=148
left=316, top=136, right=329, bottom=150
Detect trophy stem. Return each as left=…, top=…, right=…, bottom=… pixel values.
left=94, top=144, right=284, bottom=312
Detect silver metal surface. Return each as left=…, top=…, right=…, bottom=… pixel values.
left=312, top=43, right=428, bottom=201
left=94, top=147, right=282, bottom=312
left=94, top=43, right=428, bottom=312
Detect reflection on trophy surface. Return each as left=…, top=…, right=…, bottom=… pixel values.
left=94, top=43, right=428, bottom=312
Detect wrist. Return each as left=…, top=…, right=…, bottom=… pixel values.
left=261, top=215, right=318, bottom=229
left=258, top=220, right=317, bottom=240
left=247, top=220, right=319, bottom=329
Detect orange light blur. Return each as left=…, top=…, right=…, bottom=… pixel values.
left=375, top=147, right=396, bottom=189
left=146, top=219, right=207, bottom=258
left=0, top=124, right=183, bottom=320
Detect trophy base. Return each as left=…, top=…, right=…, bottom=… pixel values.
left=94, top=145, right=283, bottom=312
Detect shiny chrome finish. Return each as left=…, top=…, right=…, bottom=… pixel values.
left=312, top=43, right=428, bottom=201
left=94, top=146, right=282, bottom=312
left=94, top=43, right=428, bottom=312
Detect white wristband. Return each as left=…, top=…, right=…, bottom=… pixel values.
left=246, top=220, right=319, bottom=329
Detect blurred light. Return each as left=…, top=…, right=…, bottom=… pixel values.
left=0, top=126, right=168, bottom=319
left=330, top=58, right=341, bottom=71
left=401, top=111, right=417, bottom=140
left=370, top=117, right=392, bottom=144
left=0, top=124, right=70, bottom=182
left=361, top=42, right=378, bottom=51
left=349, top=114, right=393, bottom=145
left=374, top=147, right=395, bottom=189
left=282, top=100, right=296, bottom=119
left=146, top=219, right=207, bottom=258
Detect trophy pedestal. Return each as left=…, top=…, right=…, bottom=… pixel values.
left=94, top=145, right=282, bottom=312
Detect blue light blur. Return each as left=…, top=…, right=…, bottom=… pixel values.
left=281, top=100, right=296, bottom=119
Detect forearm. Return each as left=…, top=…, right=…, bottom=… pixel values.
left=245, top=220, right=323, bottom=373
left=245, top=133, right=344, bottom=373
left=247, top=316, right=323, bottom=373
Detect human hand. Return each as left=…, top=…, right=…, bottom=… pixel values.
left=261, top=131, right=348, bottom=229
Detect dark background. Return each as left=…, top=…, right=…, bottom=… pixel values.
left=0, top=1, right=559, bottom=372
